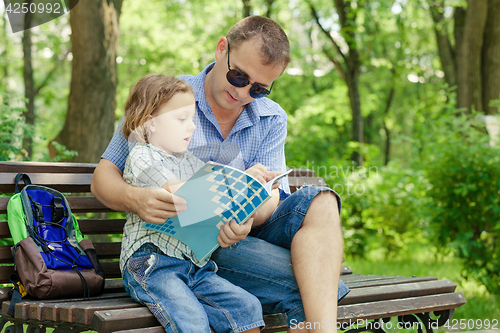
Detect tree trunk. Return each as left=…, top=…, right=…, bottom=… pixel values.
left=429, top=1, right=457, bottom=88
left=242, top=0, right=251, bottom=17
left=265, top=0, right=273, bottom=18
left=1, top=14, right=9, bottom=90
left=22, top=3, right=34, bottom=159
left=51, top=0, right=122, bottom=163
left=382, top=69, right=397, bottom=166
left=346, top=66, right=363, bottom=166
left=456, top=0, right=488, bottom=113
left=310, top=1, right=364, bottom=165
left=336, top=0, right=363, bottom=166
left=482, top=0, right=500, bottom=115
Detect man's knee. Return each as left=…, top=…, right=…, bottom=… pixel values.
left=309, top=189, right=339, bottom=208
left=303, top=189, right=341, bottom=226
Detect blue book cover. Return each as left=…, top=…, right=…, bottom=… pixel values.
left=142, top=162, right=291, bottom=262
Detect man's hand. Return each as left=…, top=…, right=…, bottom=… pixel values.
left=217, top=212, right=257, bottom=247
left=245, top=165, right=284, bottom=190
left=128, top=186, right=187, bottom=224
left=245, top=164, right=269, bottom=184
left=266, top=171, right=284, bottom=190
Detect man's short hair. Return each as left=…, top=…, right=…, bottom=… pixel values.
left=226, top=16, right=291, bottom=68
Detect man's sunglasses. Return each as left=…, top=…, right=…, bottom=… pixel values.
left=226, top=43, right=273, bottom=99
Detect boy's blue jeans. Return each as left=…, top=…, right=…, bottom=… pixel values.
left=211, top=186, right=350, bottom=327
left=123, top=243, right=265, bottom=333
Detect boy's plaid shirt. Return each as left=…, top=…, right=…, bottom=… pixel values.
left=120, top=143, right=207, bottom=273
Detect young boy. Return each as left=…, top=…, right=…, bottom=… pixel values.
left=120, top=74, right=266, bottom=333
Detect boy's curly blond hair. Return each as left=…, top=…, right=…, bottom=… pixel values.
left=121, top=74, right=192, bottom=142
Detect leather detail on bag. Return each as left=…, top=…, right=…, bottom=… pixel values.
left=14, top=238, right=104, bottom=299
left=79, top=239, right=105, bottom=291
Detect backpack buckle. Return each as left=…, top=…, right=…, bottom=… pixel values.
left=32, top=201, right=44, bottom=223
left=51, top=197, right=66, bottom=223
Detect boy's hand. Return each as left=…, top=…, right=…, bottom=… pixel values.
left=217, top=212, right=257, bottom=247
left=245, top=164, right=269, bottom=184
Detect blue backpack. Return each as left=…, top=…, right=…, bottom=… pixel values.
left=7, top=174, right=105, bottom=310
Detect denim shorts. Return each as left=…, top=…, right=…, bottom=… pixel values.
left=211, top=186, right=350, bottom=327
left=123, top=243, right=265, bottom=333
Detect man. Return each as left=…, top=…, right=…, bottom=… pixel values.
left=92, top=16, right=349, bottom=332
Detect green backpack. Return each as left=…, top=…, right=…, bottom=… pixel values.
left=7, top=174, right=105, bottom=312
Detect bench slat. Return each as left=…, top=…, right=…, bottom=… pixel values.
left=288, top=177, right=326, bottom=189
left=1, top=291, right=129, bottom=320
left=345, top=275, right=437, bottom=289
left=0, top=173, right=92, bottom=193
left=0, top=196, right=113, bottom=215
left=79, top=219, right=126, bottom=234
left=89, top=292, right=466, bottom=333
left=91, top=307, right=161, bottom=333
left=29, top=294, right=132, bottom=322
left=288, top=169, right=315, bottom=177
left=0, top=161, right=97, bottom=174
left=337, top=292, right=466, bottom=323
left=65, top=197, right=113, bottom=213
left=341, top=274, right=388, bottom=282
left=112, top=327, right=165, bottom=333
left=75, top=299, right=142, bottom=325
left=0, top=220, right=126, bottom=238
left=93, top=243, right=122, bottom=259
left=61, top=298, right=139, bottom=324
left=101, top=261, right=122, bottom=279
left=340, top=279, right=457, bottom=305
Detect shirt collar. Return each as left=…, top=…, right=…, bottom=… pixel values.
left=144, top=143, right=190, bottom=164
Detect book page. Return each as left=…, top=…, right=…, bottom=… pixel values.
left=263, top=169, right=292, bottom=194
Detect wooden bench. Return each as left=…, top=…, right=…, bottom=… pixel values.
left=0, top=161, right=466, bottom=333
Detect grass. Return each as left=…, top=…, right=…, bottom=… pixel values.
left=343, top=245, right=500, bottom=332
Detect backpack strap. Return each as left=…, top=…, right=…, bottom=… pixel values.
left=14, top=173, right=32, bottom=194
left=7, top=273, right=27, bottom=317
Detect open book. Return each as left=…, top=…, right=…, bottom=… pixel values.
left=142, top=161, right=291, bottom=262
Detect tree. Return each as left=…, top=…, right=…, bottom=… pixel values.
left=430, top=0, right=500, bottom=114
left=22, top=0, right=69, bottom=159
left=22, top=3, right=35, bottom=158
left=51, top=0, right=123, bottom=162
left=309, top=0, right=363, bottom=165
left=242, top=0, right=251, bottom=17
left=482, top=0, right=500, bottom=115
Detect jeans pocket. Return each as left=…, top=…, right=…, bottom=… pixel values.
left=127, top=253, right=155, bottom=283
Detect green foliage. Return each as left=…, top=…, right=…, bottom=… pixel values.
left=421, top=109, right=500, bottom=295
left=338, top=161, right=431, bottom=258
left=46, top=141, right=78, bottom=162
left=0, top=95, right=30, bottom=161
left=489, top=96, right=500, bottom=113
left=345, top=249, right=500, bottom=323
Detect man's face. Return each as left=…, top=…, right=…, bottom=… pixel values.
left=147, top=92, right=196, bottom=154
left=208, top=38, right=285, bottom=111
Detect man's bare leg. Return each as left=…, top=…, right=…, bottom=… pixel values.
left=289, top=191, right=343, bottom=333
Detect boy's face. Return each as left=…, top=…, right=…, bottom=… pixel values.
left=148, top=92, right=196, bottom=155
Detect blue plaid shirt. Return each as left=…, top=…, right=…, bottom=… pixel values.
left=102, top=62, right=290, bottom=198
